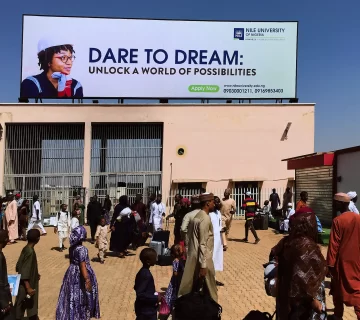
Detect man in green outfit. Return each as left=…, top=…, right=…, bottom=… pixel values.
left=14, top=229, right=41, bottom=320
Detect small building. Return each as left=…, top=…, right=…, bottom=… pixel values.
left=0, top=102, right=315, bottom=216
left=283, top=146, right=360, bottom=226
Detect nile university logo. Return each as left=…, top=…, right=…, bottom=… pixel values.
left=234, top=28, right=245, bottom=40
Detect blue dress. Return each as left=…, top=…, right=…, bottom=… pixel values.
left=164, top=259, right=185, bottom=309
left=56, top=245, right=100, bottom=320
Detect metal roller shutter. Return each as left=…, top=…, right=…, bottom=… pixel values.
left=296, top=166, right=333, bottom=226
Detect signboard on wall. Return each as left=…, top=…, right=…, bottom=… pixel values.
left=21, top=15, right=298, bottom=99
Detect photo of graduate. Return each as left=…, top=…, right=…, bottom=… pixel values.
left=21, top=38, right=83, bottom=98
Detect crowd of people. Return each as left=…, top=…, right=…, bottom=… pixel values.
left=0, top=187, right=360, bottom=319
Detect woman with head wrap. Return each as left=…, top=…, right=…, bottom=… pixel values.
left=109, top=195, right=136, bottom=258
left=270, top=211, right=327, bottom=319
left=347, top=191, right=359, bottom=214
left=56, top=226, right=100, bottom=320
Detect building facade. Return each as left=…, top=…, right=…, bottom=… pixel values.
left=0, top=102, right=314, bottom=215
left=284, top=146, right=360, bottom=226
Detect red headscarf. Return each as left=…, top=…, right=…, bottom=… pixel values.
left=290, top=206, right=314, bottom=221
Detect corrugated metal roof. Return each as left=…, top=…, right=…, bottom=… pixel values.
left=282, top=145, right=360, bottom=162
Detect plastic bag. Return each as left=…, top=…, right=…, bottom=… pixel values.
left=159, top=296, right=170, bottom=315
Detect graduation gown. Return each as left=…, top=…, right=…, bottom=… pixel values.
left=209, top=210, right=223, bottom=272
left=327, top=211, right=360, bottom=306
left=178, top=210, right=218, bottom=302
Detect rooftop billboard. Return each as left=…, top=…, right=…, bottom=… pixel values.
left=21, top=15, right=298, bottom=99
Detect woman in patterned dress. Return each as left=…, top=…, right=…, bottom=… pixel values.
left=271, top=210, right=327, bottom=320
left=56, top=226, right=100, bottom=320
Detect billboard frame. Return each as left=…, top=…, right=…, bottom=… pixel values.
left=21, top=14, right=299, bottom=101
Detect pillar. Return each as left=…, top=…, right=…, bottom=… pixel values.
left=0, top=113, right=12, bottom=194
left=83, top=122, right=92, bottom=210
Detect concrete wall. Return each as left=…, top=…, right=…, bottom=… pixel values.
left=0, top=103, right=315, bottom=195
left=337, top=150, right=360, bottom=194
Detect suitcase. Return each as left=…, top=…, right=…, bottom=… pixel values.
left=152, top=230, right=170, bottom=248
left=158, top=246, right=172, bottom=266
left=158, top=254, right=173, bottom=266
left=149, top=241, right=165, bottom=261
left=254, top=215, right=269, bottom=230
left=262, top=215, right=269, bottom=230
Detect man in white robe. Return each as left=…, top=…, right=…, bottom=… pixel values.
left=210, top=196, right=224, bottom=286
left=149, top=194, right=166, bottom=233
left=347, top=191, right=359, bottom=214
left=280, top=203, right=295, bottom=232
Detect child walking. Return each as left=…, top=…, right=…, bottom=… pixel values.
left=95, top=217, right=109, bottom=264
left=14, top=229, right=41, bottom=320
left=134, top=248, right=161, bottom=320
left=56, top=226, right=100, bottom=320
left=163, top=245, right=185, bottom=314
left=70, top=210, right=80, bottom=232
left=54, top=204, right=71, bottom=252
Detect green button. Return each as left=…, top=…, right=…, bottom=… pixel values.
left=188, top=85, right=219, bottom=93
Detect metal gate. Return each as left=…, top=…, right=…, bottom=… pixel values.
left=90, top=173, right=161, bottom=205
left=90, top=123, right=163, bottom=205
left=296, top=166, right=333, bottom=226
left=4, top=123, right=85, bottom=216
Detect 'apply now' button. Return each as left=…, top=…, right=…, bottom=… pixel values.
left=188, top=85, right=219, bottom=92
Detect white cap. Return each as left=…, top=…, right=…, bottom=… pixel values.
left=347, top=191, right=357, bottom=200
left=288, top=203, right=293, bottom=207
left=37, top=37, right=73, bottom=54
left=246, top=191, right=251, bottom=196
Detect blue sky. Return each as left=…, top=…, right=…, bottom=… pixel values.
left=0, top=0, right=359, bottom=151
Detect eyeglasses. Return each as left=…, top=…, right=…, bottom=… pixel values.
left=55, top=55, right=76, bottom=63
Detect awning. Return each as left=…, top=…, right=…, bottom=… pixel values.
left=172, top=179, right=209, bottom=183
left=283, top=153, right=334, bottom=170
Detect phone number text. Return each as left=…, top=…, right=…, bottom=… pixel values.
left=223, top=88, right=284, bottom=94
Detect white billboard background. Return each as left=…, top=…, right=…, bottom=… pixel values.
left=22, top=16, right=298, bottom=99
